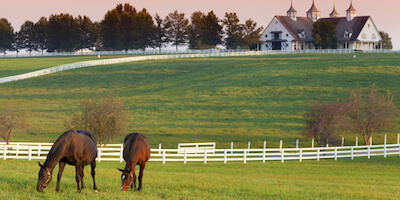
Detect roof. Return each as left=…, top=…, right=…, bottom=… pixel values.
left=275, top=16, right=314, bottom=42
left=318, top=16, right=370, bottom=41
left=307, top=0, right=320, bottom=13
left=330, top=7, right=339, bottom=17
left=287, top=2, right=297, bottom=13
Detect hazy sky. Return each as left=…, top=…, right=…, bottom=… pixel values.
left=1, top=0, right=399, bottom=49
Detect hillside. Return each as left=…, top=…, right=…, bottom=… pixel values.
left=1, top=53, right=400, bottom=148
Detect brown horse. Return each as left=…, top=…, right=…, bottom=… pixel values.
left=36, top=130, right=98, bottom=193
left=118, top=133, right=150, bottom=191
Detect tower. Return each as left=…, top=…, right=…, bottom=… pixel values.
left=329, top=1, right=340, bottom=18
left=346, top=0, right=357, bottom=21
left=307, top=0, right=321, bottom=22
left=287, top=0, right=297, bottom=21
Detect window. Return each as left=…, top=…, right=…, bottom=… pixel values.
left=362, top=33, right=366, bottom=39
left=286, top=34, right=289, bottom=37
left=344, top=30, right=352, bottom=38
left=273, top=33, right=281, bottom=40
left=298, top=31, right=306, bottom=39
left=372, top=34, right=376, bottom=39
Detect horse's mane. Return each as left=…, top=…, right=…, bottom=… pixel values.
left=44, top=130, right=75, bottom=168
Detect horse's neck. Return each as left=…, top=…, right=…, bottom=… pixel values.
left=44, top=142, right=68, bottom=171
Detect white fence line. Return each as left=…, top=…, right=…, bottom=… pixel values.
left=1, top=142, right=399, bottom=164
left=3, top=48, right=394, bottom=84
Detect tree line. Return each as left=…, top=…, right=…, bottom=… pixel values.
left=0, top=3, right=263, bottom=54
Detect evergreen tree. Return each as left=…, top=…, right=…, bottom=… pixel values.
left=222, top=12, right=243, bottom=49
left=164, top=10, right=189, bottom=52
left=312, top=20, right=337, bottom=49
left=0, top=18, right=14, bottom=54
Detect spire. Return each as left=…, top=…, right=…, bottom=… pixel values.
left=287, top=0, right=297, bottom=21
left=329, top=1, right=340, bottom=18
left=307, top=0, right=320, bottom=22
left=346, top=0, right=357, bottom=21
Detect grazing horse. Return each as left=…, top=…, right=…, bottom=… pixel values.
left=36, top=130, right=98, bottom=193
left=118, top=133, right=150, bottom=191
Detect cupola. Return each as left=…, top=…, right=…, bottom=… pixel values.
left=307, top=0, right=320, bottom=22
left=346, top=0, right=357, bottom=21
left=329, top=2, right=340, bottom=18
left=287, top=0, right=297, bottom=21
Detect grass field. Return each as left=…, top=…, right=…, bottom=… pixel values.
left=0, top=53, right=400, bottom=148
left=0, top=157, right=399, bottom=199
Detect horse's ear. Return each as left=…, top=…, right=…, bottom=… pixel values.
left=38, top=162, right=43, bottom=167
left=118, top=168, right=124, bottom=172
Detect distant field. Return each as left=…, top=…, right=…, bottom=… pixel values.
left=0, top=53, right=400, bottom=148
left=0, top=55, right=135, bottom=78
left=1, top=156, right=399, bottom=199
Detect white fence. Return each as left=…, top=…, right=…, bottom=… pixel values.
left=1, top=141, right=399, bottom=164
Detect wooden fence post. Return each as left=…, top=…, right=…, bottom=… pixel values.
left=317, top=148, right=320, bottom=161
left=38, top=144, right=41, bottom=156
left=224, top=149, right=227, bottom=164
left=263, top=141, right=266, bottom=163
left=334, top=147, right=337, bottom=161
left=299, top=149, right=302, bottom=162
left=162, top=149, right=166, bottom=164
left=367, top=146, right=371, bottom=159
left=312, top=138, right=314, bottom=148
left=183, top=150, right=187, bottom=164
left=97, top=149, right=101, bottom=162
left=231, top=142, right=233, bottom=154
left=204, top=150, right=207, bottom=164
left=243, top=149, right=247, bottom=164
left=356, top=136, right=358, bottom=147
left=351, top=147, right=354, bottom=160
left=159, top=143, right=162, bottom=155
left=3, top=145, right=6, bottom=160
left=296, top=139, right=299, bottom=149
left=281, top=149, right=285, bottom=163
left=119, top=145, right=124, bottom=163
left=280, top=140, right=283, bottom=150
left=384, top=134, right=387, bottom=158
left=28, top=146, right=32, bottom=161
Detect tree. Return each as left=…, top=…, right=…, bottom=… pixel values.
left=304, top=101, right=346, bottom=147
left=200, top=11, right=223, bottom=49
left=0, top=109, right=29, bottom=144
left=18, top=21, right=38, bottom=54
left=75, top=15, right=98, bottom=51
left=164, top=10, right=189, bottom=52
left=188, top=11, right=205, bottom=49
left=346, top=85, right=399, bottom=145
left=65, top=94, right=130, bottom=146
left=33, top=17, right=48, bottom=54
left=0, top=18, right=14, bottom=54
left=242, top=19, right=263, bottom=50
left=46, top=13, right=77, bottom=52
left=101, top=8, right=120, bottom=50
left=379, top=31, right=392, bottom=49
left=153, top=14, right=168, bottom=51
left=222, top=12, right=243, bottom=49
left=132, top=8, right=156, bottom=50
left=312, top=20, right=337, bottom=49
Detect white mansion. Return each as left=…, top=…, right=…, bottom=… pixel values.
left=261, top=1, right=383, bottom=51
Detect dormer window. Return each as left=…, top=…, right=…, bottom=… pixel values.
left=344, top=30, right=352, bottom=38
left=298, top=31, right=306, bottom=39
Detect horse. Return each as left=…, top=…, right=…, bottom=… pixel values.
left=36, top=130, right=98, bottom=193
left=118, top=133, right=150, bottom=191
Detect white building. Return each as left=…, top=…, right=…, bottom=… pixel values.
left=261, top=1, right=382, bottom=51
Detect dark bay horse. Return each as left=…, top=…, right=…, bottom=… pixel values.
left=37, top=130, right=98, bottom=193
left=118, top=133, right=150, bottom=191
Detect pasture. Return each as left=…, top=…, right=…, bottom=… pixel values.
left=1, top=53, right=400, bottom=148
left=1, top=157, right=400, bottom=199
left=1, top=53, right=400, bottom=199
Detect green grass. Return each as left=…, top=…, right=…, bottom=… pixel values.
left=0, top=55, right=136, bottom=78
left=0, top=53, right=400, bottom=148
left=0, top=156, right=399, bottom=199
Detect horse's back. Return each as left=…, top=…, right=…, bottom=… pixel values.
left=57, top=130, right=97, bottom=164
left=123, top=133, right=150, bottom=164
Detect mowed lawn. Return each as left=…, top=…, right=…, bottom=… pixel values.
left=0, top=53, right=400, bottom=148
left=0, top=156, right=399, bottom=199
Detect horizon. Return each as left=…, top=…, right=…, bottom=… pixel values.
left=1, top=0, right=399, bottom=49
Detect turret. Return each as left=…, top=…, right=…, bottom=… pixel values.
left=287, top=0, right=297, bottom=21
left=329, top=2, right=340, bottom=18
left=307, top=0, right=320, bottom=22
left=346, top=0, right=357, bottom=21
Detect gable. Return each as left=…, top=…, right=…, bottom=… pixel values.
left=261, top=16, right=296, bottom=42
left=356, top=18, right=382, bottom=42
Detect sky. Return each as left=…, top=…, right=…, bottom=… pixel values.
left=1, top=0, right=399, bottom=49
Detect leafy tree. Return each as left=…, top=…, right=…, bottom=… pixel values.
left=117, top=4, right=137, bottom=50
left=242, top=19, right=263, bottom=50
left=46, top=13, right=77, bottom=52
left=18, top=21, right=38, bottom=54
left=304, top=101, right=346, bottom=147
left=164, top=10, right=189, bottom=52
left=0, top=18, right=14, bottom=54
left=346, top=85, right=399, bottom=145
left=188, top=11, right=205, bottom=49
left=65, top=94, right=130, bottom=146
left=312, top=20, right=337, bottom=49
left=222, top=12, right=243, bottom=49
left=379, top=31, right=392, bottom=49
left=200, top=11, right=223, bottom=49
left=75, top=15, right=98, bottom=51
left=101, top=8, right=120, bottom=50
left=132, top=8, right=156, bottom=50
left=33, top=17, right=48, bottom=54
left=153, top=14, right=168, bottom=51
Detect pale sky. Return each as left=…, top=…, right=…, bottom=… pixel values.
left=1, top=0, right=399, bottom=49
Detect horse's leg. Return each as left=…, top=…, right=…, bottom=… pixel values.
left=132, top=168, right=137, bottom=190
left=56, top=162, right=66, bottom=192
left=91, top=161, right=97, bottom=191
left=138, top=163, right=146, bottom=191
left=81, top=166, right=85, bottom=189
left=75, top=163, right=82, bottom=193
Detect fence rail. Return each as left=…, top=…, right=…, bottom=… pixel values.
left=1, top=142, right=399, bottom=164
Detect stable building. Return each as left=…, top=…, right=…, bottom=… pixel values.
left=261, top=1, right=382, bottom=51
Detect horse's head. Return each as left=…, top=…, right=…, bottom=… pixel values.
left=118, top=168, right=133, bottom=191
left=37, top=162, right=52, bottom=192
